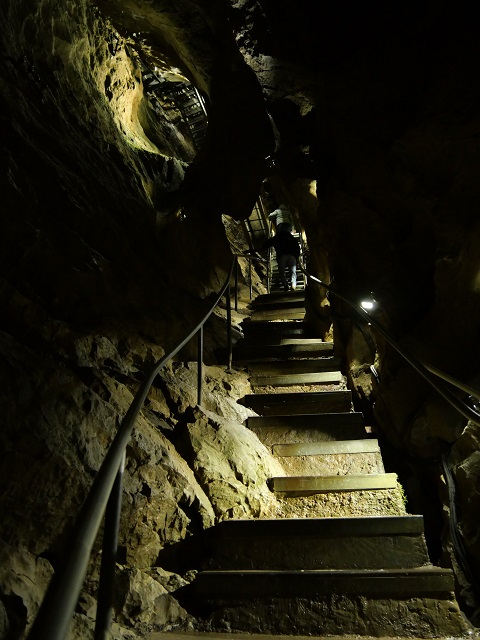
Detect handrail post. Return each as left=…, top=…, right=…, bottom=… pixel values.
left=249, top=257, right=253, bottom=300
left=267, top=248, right=271, bottom=294
left=94, top=451, right=125, bottom=640
left=226, top=284, right=233, bottom=371
left=234, top=258, right=239, bottom=312
left=197, top=326, right=203, bottom=407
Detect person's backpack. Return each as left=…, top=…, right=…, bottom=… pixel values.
left=288, top=233, right=301, bottom=258
left=276, top=230, right=300, bottom=257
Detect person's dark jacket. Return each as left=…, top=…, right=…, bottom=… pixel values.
left=261, top=229, right=300, bottom=259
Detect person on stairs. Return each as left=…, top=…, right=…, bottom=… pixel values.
left=259, top=228, right=300, bottom=291
left=268, top=203, right=295, bottom=232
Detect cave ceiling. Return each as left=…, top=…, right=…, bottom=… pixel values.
left=95, top=0, right=277, bottom=221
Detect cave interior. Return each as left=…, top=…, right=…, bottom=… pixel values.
left=1, top=0, right=480, bottom=638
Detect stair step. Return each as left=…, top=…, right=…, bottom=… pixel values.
left=248, top=411, right=363, bottom=428
left=241, top=390, right=352, bottom=415
left=247, top=358, right=342, bottom=374
left=241, top=320, right=312, bottom=339
left=250, top=309, right=305, bottom=321
left=240, top=335, right=314, bottom=346
left=234, top=342, right=333, bottom=362
left=214, top=514, right=425, bottom=537
left=270, top=472, right=398, bottom=494
left=270, top=284, right=306, bottom=293
left=254, top=291, right=306, bottom=304
left=180, top=567, right=469, bottom=637
left=251, top=371, right=344, bottom=387
left=192, top=566, right=454, bottom=598
left=205, top=515, right=430, bottom=570
left=275, top=338, right=325, bottom=345
left=273, top=438, right=380, bottom=456
left=239, top=338, right=327, bottom=347
left=278, top=449, right=384, bottom=477
left=250, top=426, right=367, bottom=446
left=250, top=299, right=305, bottom=311
left=239, top=338, right=329, bottom=348
left=247, top=413, right=366, bottom=444
left=250, top=300, right=305, bottom=313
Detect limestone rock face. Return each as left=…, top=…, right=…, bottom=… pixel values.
left=120, top=416, right=217, bottom=568
left=450, top=428, right=480, bottom=582
left=160, top=361, right=254, bottom=422
left=182, top=407, right=283, bottom=519
left=0, top=317, right=281, bottom=636
left=0, top=542, right=53, bottom=639
left=114, top=567, right=190, bottom=629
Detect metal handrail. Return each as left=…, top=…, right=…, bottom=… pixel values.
left=234, top=252, right=268, bottom=303
left=301, top=267, right=480, bottom=426
left=28, top=257, right=238, bottom=640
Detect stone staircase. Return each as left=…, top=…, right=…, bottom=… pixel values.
left=181, top=289, right=471, bottom=638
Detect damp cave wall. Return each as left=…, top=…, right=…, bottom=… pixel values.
left=0, top=1, right=263, bottom=635
left=1, top=0, right=480, bottom=634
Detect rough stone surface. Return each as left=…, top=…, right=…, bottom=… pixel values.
left=181, top=406, right=283, bottom=520
left=272, top=487, right=407, bottom=520
left=277, top=451, right=385, bottom=477
left=202, top=594, right=472, bottom=638
left=0, top=541, right=54, bottom=637
left=114, top=567, right=190, bottom=629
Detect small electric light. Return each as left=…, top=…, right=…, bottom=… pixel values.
left=360, top=300, right=375, bottom=311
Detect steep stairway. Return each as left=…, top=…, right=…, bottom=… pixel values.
left=184, top=289, right=471, bottom=638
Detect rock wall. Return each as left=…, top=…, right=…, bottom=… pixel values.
left=0, top=0, right=276, bottom=636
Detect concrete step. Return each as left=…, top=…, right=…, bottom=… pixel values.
left=178, top=565, right=469, bottom=637
left=277, top=449, right=385, bottom=477
left=269, top=284, right=306, bottom=294
left=272, top=440, right=383, bottom=476
left=205, top=515, right=431, bottom=571
left=239, top=338, right=329, bottom=346
left=237, top=339, right=332, bottom=352
left=248, top=411, right=363, bottom=429
left=242, top=319, right=308, bottom=331
left=193, top=566, right=454, bottom=601
left=270, top=472, right=398, bottom=495
left=240, top=389, right=352, bottom=415
left=250, top=299, right=305, bottom=311
left=250, top=308, right=305, bottom=321
left=192, top=566, right=455, bottom=599
left=249, top=425, right=367, bottom=446
left=251, top=371, right=344, bottom=387
left=273, top=438, right=380, bottom=456
left=274, top=338, right=326, bottom=345
left=241, top=320, right=313, bottom=340
left=247, top=413, right=367, bottom=445
left=211, top=513, right=425, bottom=537
left=234, top=341, right=333, bottom=362
left=247, top=357, right=343, bottom=374
left=254, top=291, right=306, bottom=305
